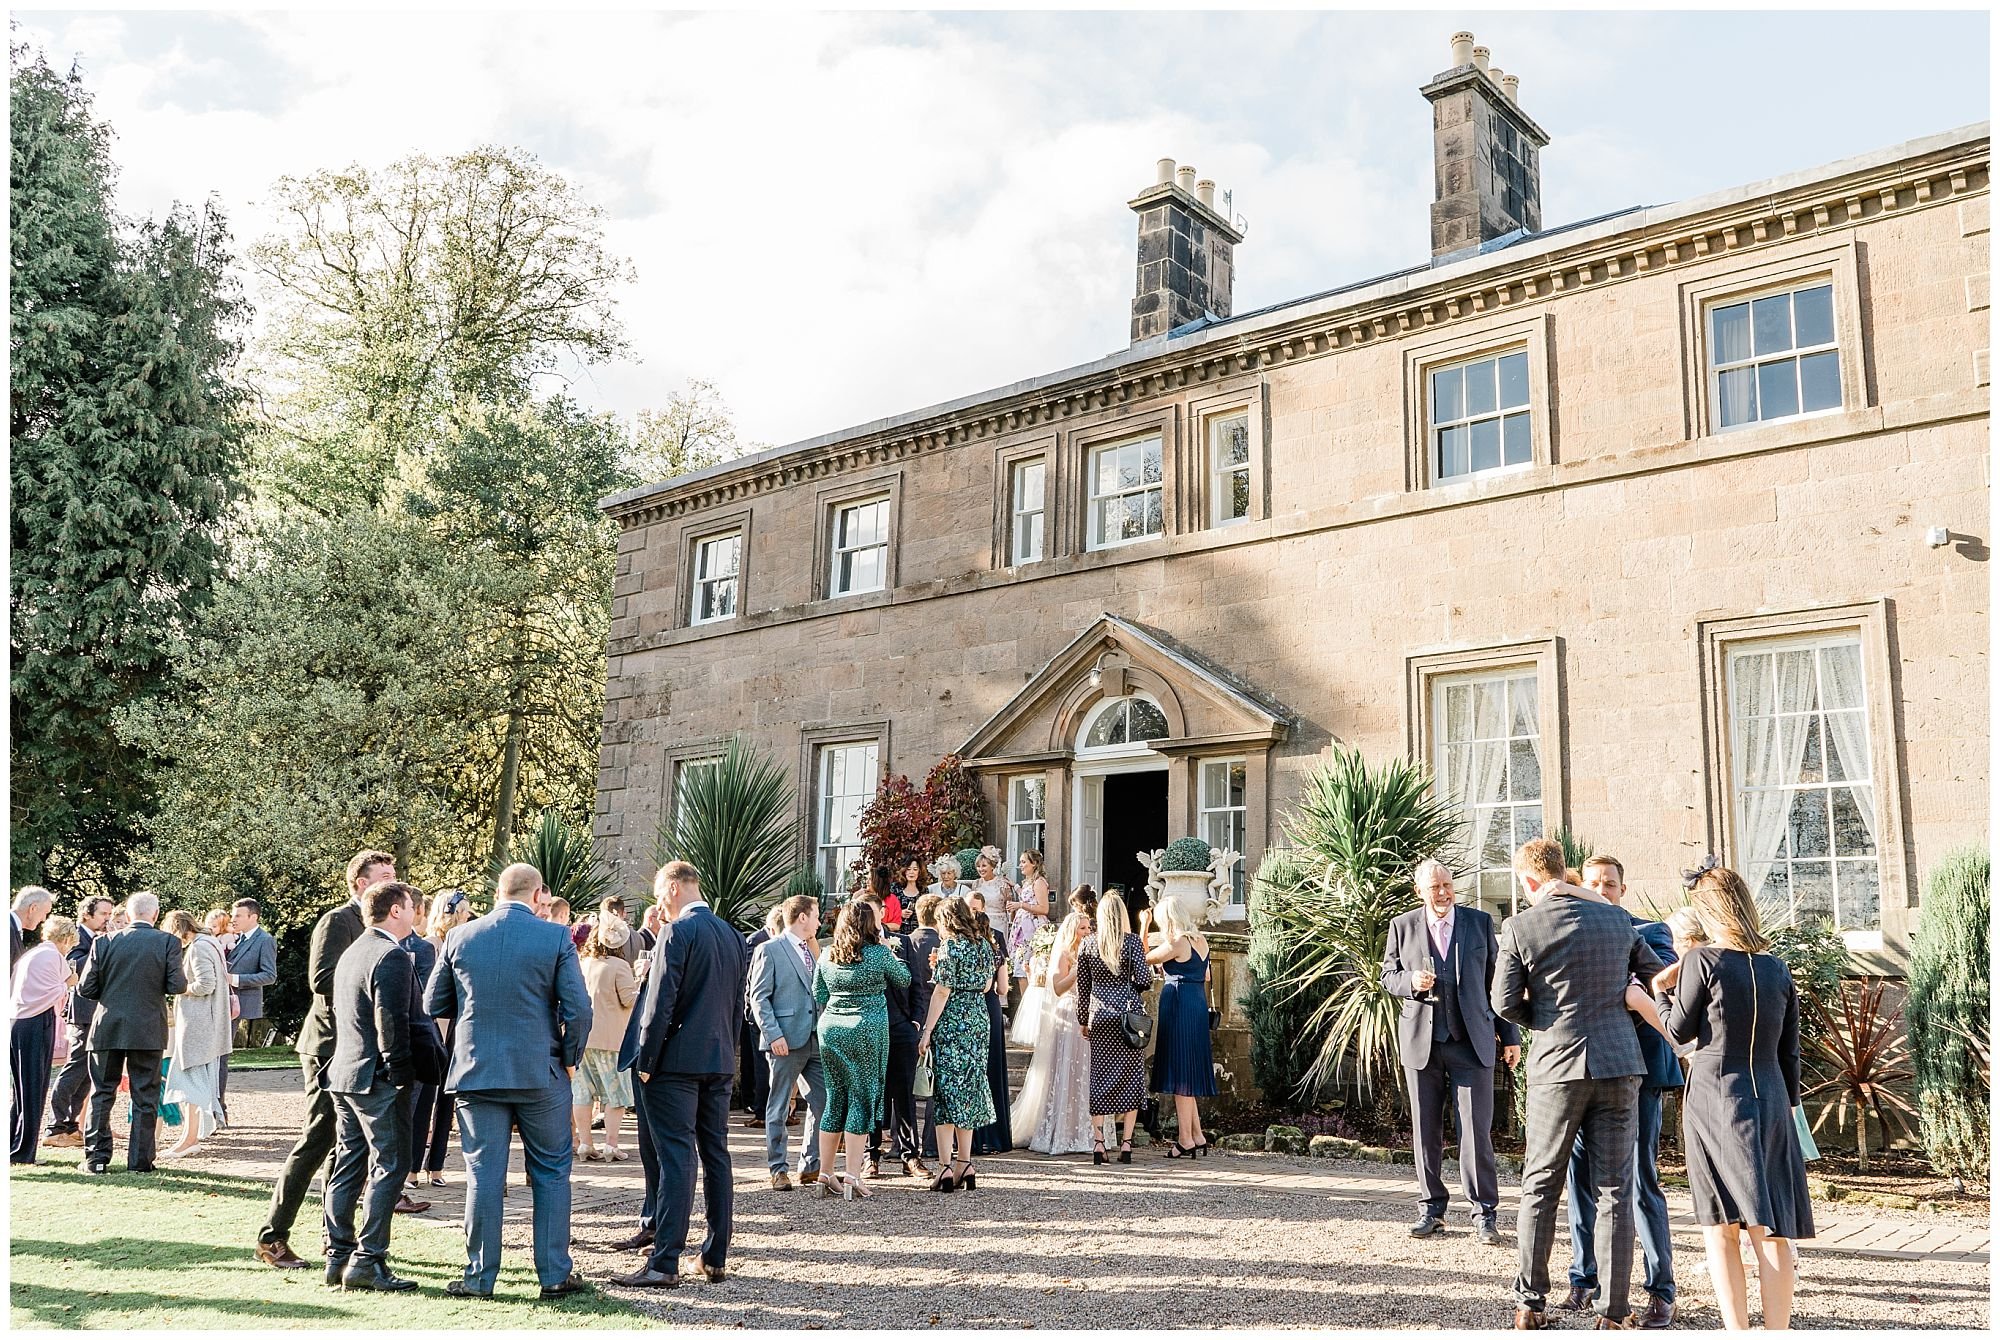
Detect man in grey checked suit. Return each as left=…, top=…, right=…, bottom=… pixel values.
left=1492, top=837, right=1664, bottom=1331
left=426, top=862, right=592, bottom=1300
left=746, top=894, right=826, bottom=1188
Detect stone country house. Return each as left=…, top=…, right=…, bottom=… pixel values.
left=594, top=38, right=1990, bottom=1101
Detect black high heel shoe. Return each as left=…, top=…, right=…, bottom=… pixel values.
left=956, top=1160, right=977, bottom=1191
left=930, top=1164, right=960, bottom=1193
left=1092, top=1136, right=1107, bottom=1166
left=1118, top=1139, right=1133, bottom=1164
left=1165, top=1141, right=1196, bottom=1159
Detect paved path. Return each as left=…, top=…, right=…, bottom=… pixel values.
left=190, top=1069, right=1986, bottom=1329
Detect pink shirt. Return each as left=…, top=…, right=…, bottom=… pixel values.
left=11, top=941, right=68, bottom=1019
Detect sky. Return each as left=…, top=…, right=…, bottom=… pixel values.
left=13, top=8, right=1992, bottom=453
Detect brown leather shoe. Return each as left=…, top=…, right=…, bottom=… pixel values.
left=1593, top=1318, right=1633, bottom=1331
left=699, top=1264, right=727, bottom=1283
left=609, top=1228, right=655, bottom=1251
left=42, top=1131, right=83, bottom=1148
left=1561, top=1285, right=1593, bottom=1312
left=256, top=1240, right=312, bottom=1270
left=1513, top=1308, right=1547, bottom=1330
left=611, top=1267, right=679, bottom=1288
left=393, top=1195, right=430, bottom=1214
left=1639, top=1297, right=1674, bottom=1330
left=768, top=1172, right=792, bottom=1190
left=798, top=1169, right=819, bottom=1185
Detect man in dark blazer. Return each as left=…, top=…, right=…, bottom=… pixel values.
left=1563, top=856, right=1681, bottom=1329
left=12, top=886, right=52, bottom=966
left=426, top=861, right=591, bottom=1300
left=1493, top=838, right=1665, bottom=1331
left=323, top=880, right=421, bottom=1292
left=44, top=896, right=112, bottom=1147
left=257, top=849, right=391, bottom=1269
left=398, top=908, right=446, bottom=1208
left=76, top=891, right=186, bottom=1174
left=219, top=897, right=278, bottom=1126
left=736, top=910, right=776, bottom=1127
left=615, top=860, right=747, bottom=1289
left=1382, top=858, right=1519, bottom=1246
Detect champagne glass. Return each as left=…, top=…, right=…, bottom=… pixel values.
left=1419, top=953, right=1437, bottom=997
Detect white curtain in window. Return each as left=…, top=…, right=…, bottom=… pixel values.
left=1734, top=651, right=1816, bottom=905
left=1462, top=741, right=1509, bottom=882
left=1818, top=645, right=1877, bottom=851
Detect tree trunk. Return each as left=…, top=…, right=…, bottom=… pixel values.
left=1855, top=1107, right=1871, bottom=1171
left=490, top=707, right=524, bottom=869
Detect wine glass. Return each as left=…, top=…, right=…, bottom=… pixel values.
left=1419, top=953, right=1437, bottom=997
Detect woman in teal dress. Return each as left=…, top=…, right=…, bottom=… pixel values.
left=811, top=900, right=911, bottom=1200
left=918, top=895, right=996, bottom=1192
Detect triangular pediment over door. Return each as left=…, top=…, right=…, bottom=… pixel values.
left=958, top=614, right=1293, bottom=767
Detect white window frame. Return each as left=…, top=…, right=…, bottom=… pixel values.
left=1007, top=775, right=1046, bottom=868
left=1724, top=633, right=1881, bottom=933
left=1009, top=459, right=1046, bottom=565
left=1198, top=757, right=1248, bottom=906
left=674, top=754, right=724, bottom=826
left=814, top=740, right=879, bottom=901
left=1432, top=668, right=1544, bottom=922
left=828, top=496, right=890, bottom=598
left=1076, top=692, right=1171, bottom=758
left=1429, top=346, right=1534, bottom=485
left=688, top=533, right=741, bottom=626
left=1085, top=435, right=1164, bottom=552
left=1206, top=409, right=1251, bottom=528
left=1707, top=280, right=1844, bottom=433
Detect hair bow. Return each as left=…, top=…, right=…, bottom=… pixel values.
left=1680, top=854, right=1719, bottom=891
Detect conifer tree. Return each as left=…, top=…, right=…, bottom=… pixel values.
left=1907, top=848, right=1990, bottom=1185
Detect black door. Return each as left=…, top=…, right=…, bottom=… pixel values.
left=1100, top=770, right=1168, bottom=914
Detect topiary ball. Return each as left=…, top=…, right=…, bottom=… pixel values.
left=1161, top=837, right=1214, bottom=872
left=955, top=848, right=982, bottom=881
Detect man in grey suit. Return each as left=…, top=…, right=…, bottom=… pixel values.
left=76, top=891, right=186, bottom=1174
left=426, top=861, right=591, bottom=1301
left=1493, top=837, right=1665, bottom=1331
left=1382, top=859, right=1520, bottom=1246
left=323, top=880, right=420, bottom=1292
left=219, top=897, right=279, bottom=1124
left=615, top=860, right=747, bottom=1289
left=747, top=894, right=825, bottom=1189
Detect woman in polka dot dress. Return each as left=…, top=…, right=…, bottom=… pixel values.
left=1067, top=891, right=1153, bottom=1165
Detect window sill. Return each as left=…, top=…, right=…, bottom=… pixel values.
left=1085, top=533, right=1166, bottom=555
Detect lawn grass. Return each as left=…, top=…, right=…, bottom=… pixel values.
left=8, top=1152, right=652, bottom=1329
left=228, top=1045, right=306, bottom=1072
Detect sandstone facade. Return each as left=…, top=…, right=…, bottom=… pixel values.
left=598, top=123, right=1989, bottom=1001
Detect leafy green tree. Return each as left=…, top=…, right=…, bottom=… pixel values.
left=1255, top=746, right=1463, bottom=1102
left=1765, top=918, right=1850, bottom=1046
left=1907, top=848, right=1990, bottom=1185
left=626, top=378, right=756, bottom=485
left=10, top=44, right=247, bottom=896
left=121, top=512, right=508, bottom=914
left=1243, top=849, right=1337, bottom=1108
left=248, top=146, right=631, bottom=515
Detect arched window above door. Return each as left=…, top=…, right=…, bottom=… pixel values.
left=1080, top=694, right=1170, bottom=750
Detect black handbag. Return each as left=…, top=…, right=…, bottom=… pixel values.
left=1116, top=1002, right=1153, bottom=1050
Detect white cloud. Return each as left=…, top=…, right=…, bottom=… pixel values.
left=12, top=9, right=1989, bottom=451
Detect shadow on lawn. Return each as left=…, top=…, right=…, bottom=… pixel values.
left=17, top=1159, right=276, bottom=1203
left=11, top=1237, right=251, bottom=1270
left=9, top=1282, right=350, bottom=1329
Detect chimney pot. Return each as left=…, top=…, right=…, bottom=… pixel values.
left=1471, top=44, right=1490, bottom=72
left=1422, top=43, right=1550, bottom=262
left=1450, top=32, right=1475, bottom=67
left=1195, top=178, right=1216, bottom=208
left=1127, top=164, right=1244, bottom=344
left=1176, top=165, right=1197, bottom=194
left=1156, top=157, right=1176, bottom=186
left=1501, top=72, right=1520, bottom=103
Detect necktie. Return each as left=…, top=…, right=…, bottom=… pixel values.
left=1431, top=917, right=1449, bottom=962
left=797, top=939, right=812, bottom=973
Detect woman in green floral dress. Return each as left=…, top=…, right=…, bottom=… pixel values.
left=811, top=900, right=911, bottom=1199
left=918, top=895, right=997, bottom=1192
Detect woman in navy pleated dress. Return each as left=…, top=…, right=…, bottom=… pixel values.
left=1140, top=898, right=1215, bottom=1158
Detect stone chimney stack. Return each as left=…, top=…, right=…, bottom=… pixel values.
left=1421, top=31, right=1551, bottom=263
left=1127, top=159, right=1246, bottom=343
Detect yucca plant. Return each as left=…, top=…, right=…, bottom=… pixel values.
left=784, top=865, right=830, bottom=917
left=653, top=736, right=802, bottom=931
left=1257, top=746, right=1463, bottom=1103
left=495, top=808, right=615, bottom=909
left=1805, top=977, right=1916, bottom=1170
left=1550, top=827, right=1593, bottom=872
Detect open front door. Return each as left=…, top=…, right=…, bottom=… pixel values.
left=1077, top=774, right=1104, bottom=892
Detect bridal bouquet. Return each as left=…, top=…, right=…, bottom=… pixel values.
left=1026, top=922, right=1059, bottom=982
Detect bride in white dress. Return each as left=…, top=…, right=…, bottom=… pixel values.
left=1009, top=907, right=1097, bottom=1154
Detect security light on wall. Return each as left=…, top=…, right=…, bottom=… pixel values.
left=1925, top=526, right=1953, bottom=548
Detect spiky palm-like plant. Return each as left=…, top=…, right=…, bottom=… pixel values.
left=653, top=736, right=802, bottom=932
left=1257, top=746, right=1464, bottom=1102
left=496, top=808, right=615, bottom=909
left=1550, top=827, right=1593, bottom=872
left=1805, top=978, right=1916, bottom=1171
left=1907, top=848, right=1989, bottom=1186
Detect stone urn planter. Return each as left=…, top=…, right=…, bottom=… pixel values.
left=1139, top=837, right=1242, bottom=927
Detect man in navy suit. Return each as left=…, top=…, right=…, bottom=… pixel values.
left=615, top=860, right=746, bottom=1289
left=426, top=862, right=592, bottom=1300
left=1562, top=855, right=1681, bottom=1330
left=1382, top=858, right=1520, bottom=1246
left=43, top=895, right=112, bottom=1147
